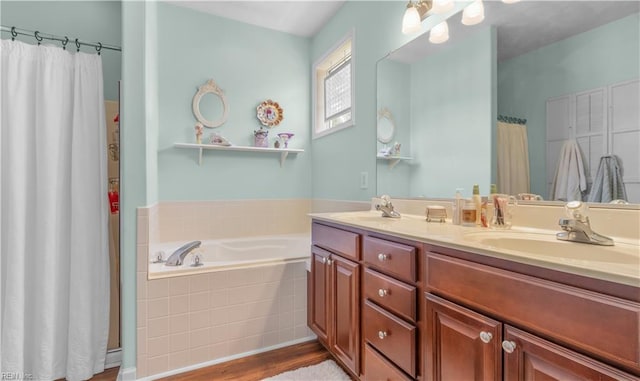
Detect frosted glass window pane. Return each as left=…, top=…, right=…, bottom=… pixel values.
left=324, top=60, right=351, bottom=121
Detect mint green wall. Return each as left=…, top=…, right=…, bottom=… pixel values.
left=311, top=1, right=467, bottom=201
left=1, top=1, right=122, bottom=101
left=409, top=26, right=495, bottom=198
left=376, top=59, right=411, bottom=196
left=121, top=1, right=148, bottom=370
left=156, top=3, right=311, bottom=201
left=498, top=13, right=640, bottom=196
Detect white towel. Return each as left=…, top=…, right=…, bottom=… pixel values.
left=587, top=155, right=627, bottom=203
left=550, top=139, right=587, bottom=201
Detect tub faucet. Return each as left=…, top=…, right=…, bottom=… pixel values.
left=376, top=195, right=401, bottom=218
left=556, top=201, right=613, bottom=246
left=165, top=241, right=202, bottom=266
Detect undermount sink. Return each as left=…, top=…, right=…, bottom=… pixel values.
left=463, top=231, right=640, bottom=265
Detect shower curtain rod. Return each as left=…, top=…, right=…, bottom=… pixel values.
left=1, top=25, right=121, bottom=52
left=497, top=114, right=527, bottom=125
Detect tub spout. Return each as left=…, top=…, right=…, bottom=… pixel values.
left=165, top=241, right=201, bottom=266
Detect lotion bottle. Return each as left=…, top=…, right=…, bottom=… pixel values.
left=472, top=184, right=482, bottom=225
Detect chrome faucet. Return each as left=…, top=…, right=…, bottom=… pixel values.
left=556, top=201, right=613, bottom=246
left=165, top=241, right=202, bottom=266
left=376, top=195, right=401, bottom=218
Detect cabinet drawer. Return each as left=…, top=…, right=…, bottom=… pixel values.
left=364, top=268, right=416, bottom=322
left=363, top=300, right=417, bottom=377
left=312, top=223, right=360, bottom=260
left=364, top=236, right=416, bottom=282
left=364, top=344, right=413, bottom=381
left=427, top=253, right=640, bottom=373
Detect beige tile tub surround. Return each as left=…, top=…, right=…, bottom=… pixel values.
left=136, top=200, right=315, bottom=378
left=156, top=199, right=312, bottom=242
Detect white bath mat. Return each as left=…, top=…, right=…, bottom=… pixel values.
left=262, top=359, right=351, bottom=381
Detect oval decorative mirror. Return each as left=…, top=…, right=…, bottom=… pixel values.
left=377, top=108, right=395, bottom=144
left=192, top=79, right=228, bottom=128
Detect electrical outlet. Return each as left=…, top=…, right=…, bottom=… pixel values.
left=360, top=171, right=368, bottom=189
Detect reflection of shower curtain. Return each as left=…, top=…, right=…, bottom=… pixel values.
left=1, top=40, right=109, bottom=380
left=497, top=121, right=530, bottom=195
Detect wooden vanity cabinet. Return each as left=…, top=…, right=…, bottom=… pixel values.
left=425, top=292, right=639, bottom=381
left=425, top=293, right=502, bottom=381
left=362, top=235, right=421, bottom=380
left=309, top=224, right=360, bottom=376
left=503, top=325, right=639, bottom=381
left=424, top=250, right=640, bottom=381
left=311, top=219, right=640, bottom=381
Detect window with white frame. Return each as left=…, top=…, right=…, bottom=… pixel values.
left=313, top=30, right=354, bottom=139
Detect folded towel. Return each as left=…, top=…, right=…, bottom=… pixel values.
left=550, top=139, right=587, bottom=202
left=587, top=155, right=627, bottom=203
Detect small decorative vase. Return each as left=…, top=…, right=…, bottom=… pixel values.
left=277, top=132, right=294, bottom=148
left=254, top=129, right=269, bottom=148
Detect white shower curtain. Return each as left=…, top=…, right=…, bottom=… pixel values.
left=0, top=40, right=109, bottom=381
left=497, top=121, right=531, bottom=195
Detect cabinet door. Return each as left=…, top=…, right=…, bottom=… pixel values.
left=503, top=325, right=639, bottom=381
left=331, top=254, right=360, bottom=375
left=310, top=247, right=331, bottom=345
left=425, top=293, right=502, bottom=381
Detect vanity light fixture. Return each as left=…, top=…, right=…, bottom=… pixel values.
left=429, top=20, right=450, bottom=44
left=462, top=0, right=485, bottom=26
left=431, top=0, right=454, bottom=14
left=402, top=0, right=433, bottom=35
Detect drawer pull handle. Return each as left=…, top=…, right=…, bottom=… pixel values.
left=377, top=253, right=389, bottom=262
left=378, top=331, right=388, bottom=340
left=502, top=340, right=517, bottom=353
left=326, top=258, right=333, bottom=266
left=479, top=331, right=493, bottom=344
left=378, top=289, right=388, bottom=297
left=321, top=257, right=327, bottom=265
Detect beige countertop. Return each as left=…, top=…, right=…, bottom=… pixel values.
left=310, top=210, right=640, bottom=288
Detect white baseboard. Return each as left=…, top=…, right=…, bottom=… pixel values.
left=117, top=366, right=136, bottom=381
left=105, top=349, right=122, bottom=369
left=137, top=336, right=316, bottom=381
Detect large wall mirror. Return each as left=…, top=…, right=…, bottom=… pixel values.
left=376, top=1, right=640, bottom=206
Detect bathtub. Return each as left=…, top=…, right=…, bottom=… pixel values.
left=148, top=233, right=311, bottom=279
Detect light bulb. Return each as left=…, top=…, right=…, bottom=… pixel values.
left=462, top=0, right=485, bottom=26
left=402, top=5, right=422, bottom=35
left=429, top=21, right=449, bottom=44
left=432, top=0, right=454, bottom=14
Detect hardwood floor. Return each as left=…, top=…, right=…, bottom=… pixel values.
left=158, top=340, right=332, bottom=381
left=86, top=367, right=120, bottom=381
left=84, top=340, right=332, bottom=381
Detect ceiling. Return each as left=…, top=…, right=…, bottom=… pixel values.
left=164, top=1, right=639, bottom=59
left=390, top=1, right=640, bottom=64
left=165, top=1, right=346, bottom=37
